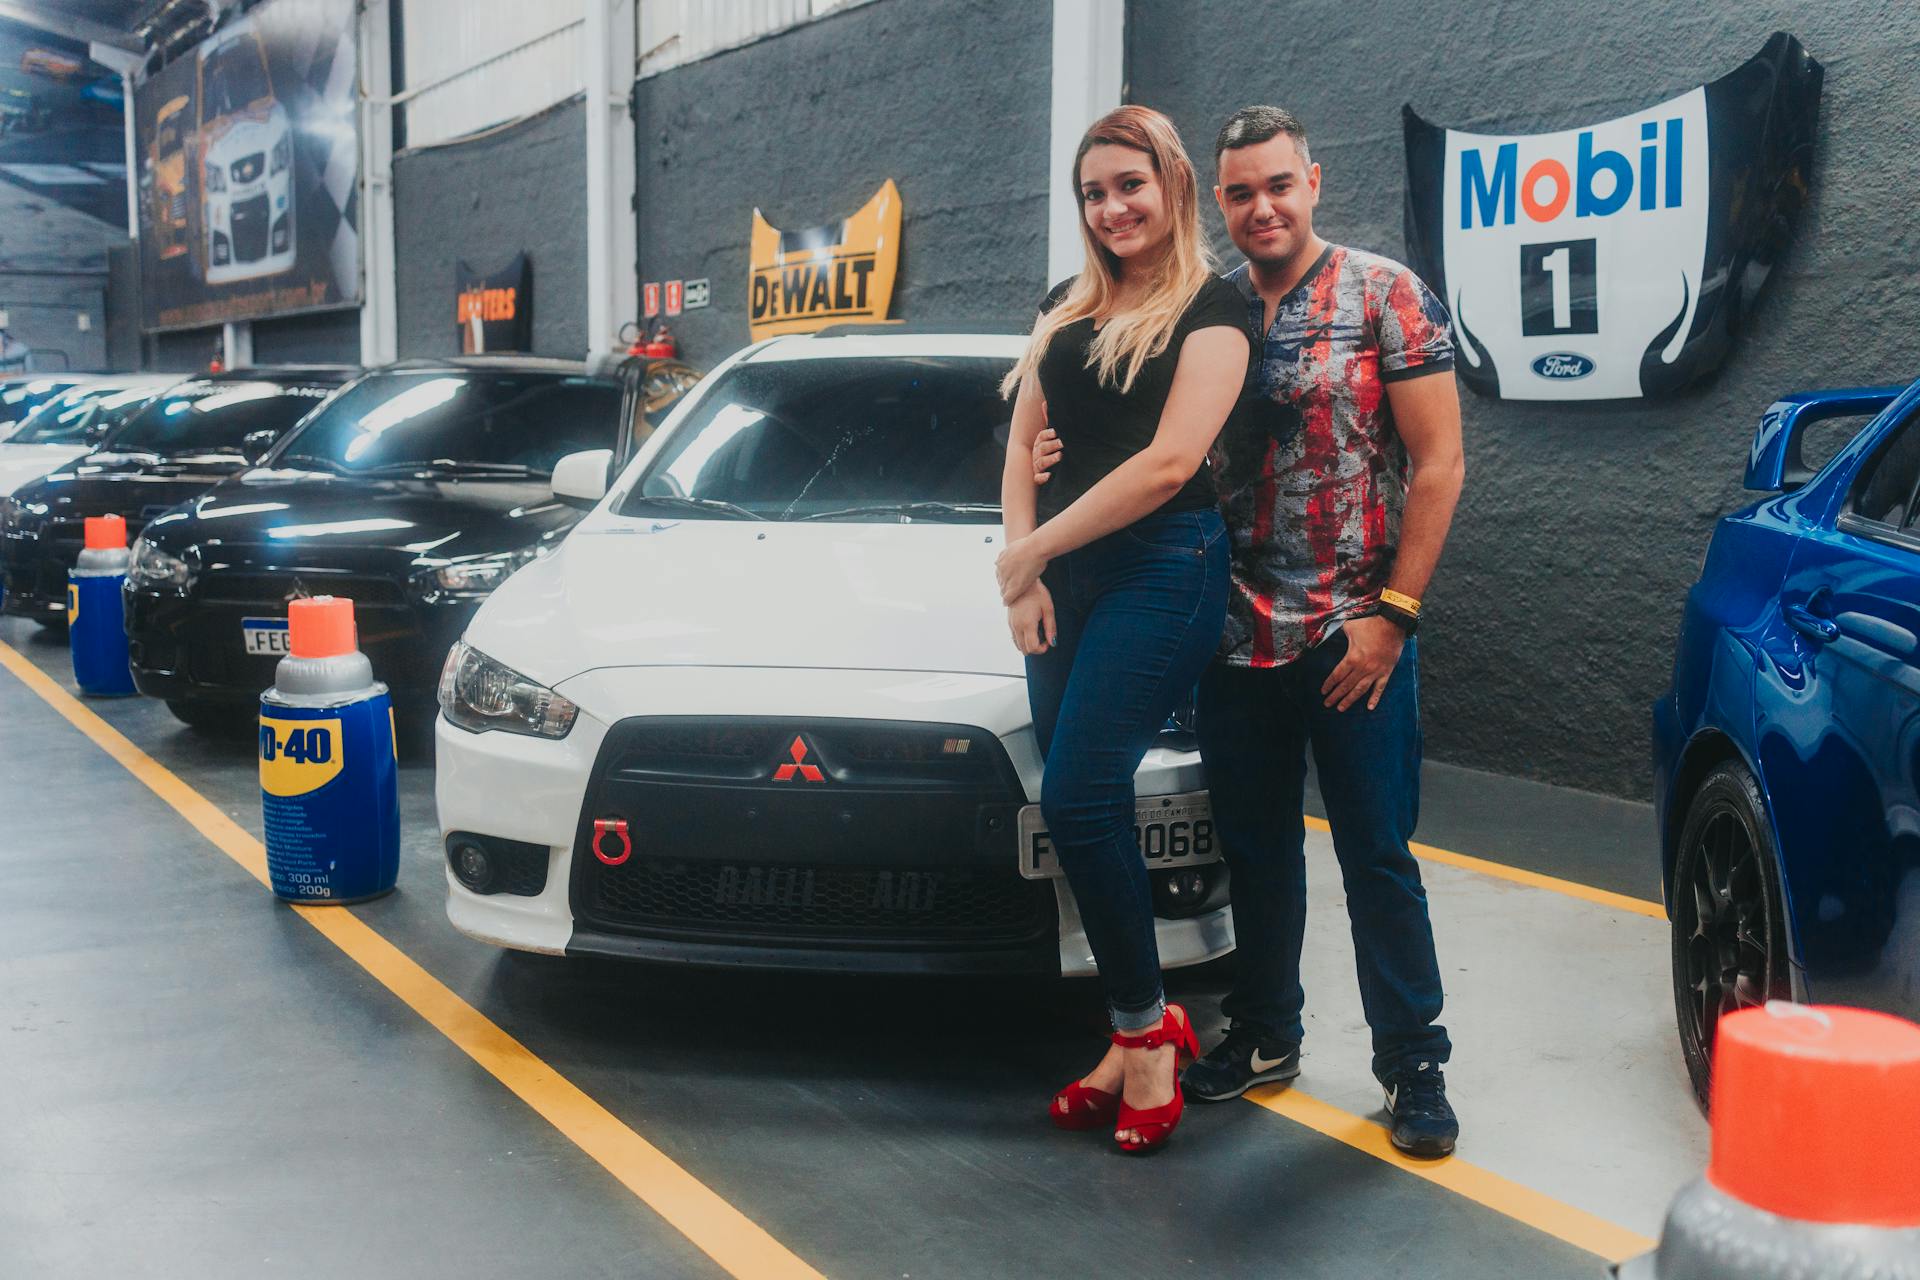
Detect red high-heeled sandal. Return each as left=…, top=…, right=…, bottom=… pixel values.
left=1111, top=1004, right=1200, bottom=1154
left=1050, top=1078, right=1120, bottom=1130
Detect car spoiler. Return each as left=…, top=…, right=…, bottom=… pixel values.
left=1745, top=385, right=1909, bottom=492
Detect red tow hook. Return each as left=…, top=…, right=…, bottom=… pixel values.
left=592, top=818, right=632, bottom=866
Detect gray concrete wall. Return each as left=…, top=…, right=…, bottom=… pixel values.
left=1126, top=0, right=1920, bottom=800
left=0, top=180, right=111, bottom=372
left=393, top=98, right=588, bottom=359
left=631, top=0, right=1051, bottom=366
left=252, top=310, right=361, bottom=366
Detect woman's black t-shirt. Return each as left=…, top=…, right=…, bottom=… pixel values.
left=1033, top=274, right=1250, bottom=521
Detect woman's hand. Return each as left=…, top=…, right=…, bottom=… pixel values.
left=1032, top=427, right=1062, bottom=484
left=1006, top=582, right=1057, bottom=655
left=995, top=535, right=1049, bottom=604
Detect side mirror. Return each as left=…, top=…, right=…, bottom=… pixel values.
left=1745, top=387, right=1904, bottom=492
left=241, top=429, right=278, bottom=464
left=551, top=448, right=614, bottom=510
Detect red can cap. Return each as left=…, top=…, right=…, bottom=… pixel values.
left=1709, top=1003, right=1920, bottom=1226
left=83, top=514, right=127, bottom=550
left=287, top=595, right=357, bottom=659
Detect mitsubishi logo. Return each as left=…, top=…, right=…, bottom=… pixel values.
left=772, top=734, right=825, bottom=783
left=284, top=578, right=311, bottom=603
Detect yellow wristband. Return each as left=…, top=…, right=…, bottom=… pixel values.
left=1380, top=588, right=1422, bottom=616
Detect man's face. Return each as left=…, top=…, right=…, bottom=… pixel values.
left=1214, top=134, right=1320, bottom=268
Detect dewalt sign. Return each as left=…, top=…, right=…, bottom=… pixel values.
left=749, top=180, right=901, bottom=340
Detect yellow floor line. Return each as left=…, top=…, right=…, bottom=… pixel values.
left=0, top=639, right=827, bottom=1280
left=1245, top=1085, right=1658, bottom=1263
left=1303, top=815, right=1667, bottom=919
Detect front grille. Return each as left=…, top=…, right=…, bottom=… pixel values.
left=587, top=860, right=1050, bottom=943
left=198, top=572, right=407, bottom=608
left=231, top=193, right=270, bottom=260
left=573, top=717, right=1050, bottom=947
left=183, top=568, right=428, bottom=690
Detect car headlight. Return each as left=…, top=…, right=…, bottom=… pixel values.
left=204, top=163, right=225, bottom=193
left=271, top=133, right=291, bottom=174
left=416, top=547, right=541, bottom=600
left=128, top=536, right=194, bottom=591
left=438, top=641, right=577, bottom=738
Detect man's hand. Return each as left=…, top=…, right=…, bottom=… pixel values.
left=1006, top=582, right=1057, bottom=655
left=1321, top=614, right=1405, bottom=711
left=995, top=534, right=1049, bottom=605
left=1032, top=427, right=1062, bottom=485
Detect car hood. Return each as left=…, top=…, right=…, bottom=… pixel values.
left=10, top=452, right=249, bottom=525
left=0, top=444, right=87, bottom=497
left=465, top=518, right=1021, bottom=688
left=144, top=469, right=580, bottom=571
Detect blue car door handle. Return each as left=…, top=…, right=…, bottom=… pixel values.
left=1785, top=601, right=1840, bottom=642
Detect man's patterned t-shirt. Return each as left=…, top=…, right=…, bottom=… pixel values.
left=1214, top=246, right=1454, bottom=667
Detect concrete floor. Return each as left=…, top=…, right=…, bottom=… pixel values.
left=0, top=615, right=1706, bottom=1278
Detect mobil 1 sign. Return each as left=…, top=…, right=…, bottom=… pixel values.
left=1402, top=33, right=1822, bottom=401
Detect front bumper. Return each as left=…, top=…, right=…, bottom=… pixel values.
left=436, top=668, right=1233, bottom=977
left=1, top=526, right=82, bottom=620
left=127, top=572, right=476, bottom=707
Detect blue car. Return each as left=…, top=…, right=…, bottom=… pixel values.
left=1654, top=380, right=1920, bottom=1106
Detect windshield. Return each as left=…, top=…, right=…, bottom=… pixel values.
left=0, top=379, right=82, bottom=428
left=618, top=356, right=1013, bottom=521
left=9, top=386, right=108, bottom=444
left=270, top=372, right=621, bottom=474
left=203, top=35, right=271, bottom=118
left=105, top=380, right=332, bottom=455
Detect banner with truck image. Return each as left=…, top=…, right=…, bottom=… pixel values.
left=133, top=0, right=360, bottom=332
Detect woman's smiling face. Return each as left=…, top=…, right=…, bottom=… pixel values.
left=1079, top=143, right=1168, bottom=265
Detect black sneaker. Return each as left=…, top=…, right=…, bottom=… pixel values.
left=1180, top=1027, right=1300, bottom=1102
left=1383, top=1061, right=1458, bottom=1158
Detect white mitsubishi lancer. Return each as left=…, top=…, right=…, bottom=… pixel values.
left=434, top=331, right=1232, bottom=976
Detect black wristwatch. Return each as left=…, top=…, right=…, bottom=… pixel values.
left=1376, top=601, right=1420, bottom=636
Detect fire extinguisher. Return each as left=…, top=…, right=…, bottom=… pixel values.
left=623, top=318, right=677, bottom=360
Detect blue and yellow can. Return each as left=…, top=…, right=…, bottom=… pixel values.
left=259, top=596, right=400, bottom=904
left=69, top=514, right=135, bottom=697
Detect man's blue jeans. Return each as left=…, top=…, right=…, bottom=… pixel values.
left=1025, top=509, right=1230, bottom=1030
left=1195, top=631, right=1450, bottom=1080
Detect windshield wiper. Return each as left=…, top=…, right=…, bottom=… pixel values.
left=800, top=501, right=1000, bottom=522
left=276, top=454, right=349, bottom=474
left=357, top=458, right=547, bottom=478
left=624, top=494, right=766, bottom=521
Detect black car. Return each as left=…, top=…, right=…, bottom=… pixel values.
left=124, top=357, right=636, bottom=727
left=0, top=367, right=354, bottom=628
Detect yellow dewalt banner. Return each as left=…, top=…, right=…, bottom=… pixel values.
left=749, top=180, right=901, bottom=340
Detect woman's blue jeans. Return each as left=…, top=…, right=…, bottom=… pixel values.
left=1024, top=509, right=1229, bottom=1030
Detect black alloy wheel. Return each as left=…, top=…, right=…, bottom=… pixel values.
left=1670, top=760, right=1792, bottom=1112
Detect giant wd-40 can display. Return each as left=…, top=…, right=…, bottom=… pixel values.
left=68, top=514, right=136, bottom=696
left=259, top=595, right=400, bottom=903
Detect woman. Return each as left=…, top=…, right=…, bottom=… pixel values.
left=996, top=106, right=1249, bottom=1153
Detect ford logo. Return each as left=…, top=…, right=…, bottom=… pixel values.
left=1532, top=352, right=1595, bottom=380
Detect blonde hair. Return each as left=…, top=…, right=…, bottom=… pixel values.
left=1003, top=105, right=1215, bottom=399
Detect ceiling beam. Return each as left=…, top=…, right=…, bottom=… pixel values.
left=0, top=2, right=143, bottom=53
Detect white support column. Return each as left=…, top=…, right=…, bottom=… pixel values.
left=359, top=0, right=399, bottom=366
left=223, top=320, right=253, bottom=370
left=585, top=0, right=638, bottom=359
left=1047, top=0, right=1125, bottom=287
left=88, top=42, right=141, bottom=242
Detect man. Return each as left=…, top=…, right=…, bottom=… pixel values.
left=1034, top=106, right=1466, bottom=1156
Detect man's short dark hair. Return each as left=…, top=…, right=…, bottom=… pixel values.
left=1215, top=106, right=1310, bottom=170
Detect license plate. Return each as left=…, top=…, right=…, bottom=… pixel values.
left=1017, top=790, right=1217, bottom=879
left=241, top=617, right=291, bottom=656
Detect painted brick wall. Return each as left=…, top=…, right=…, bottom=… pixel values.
left=393, top=99, right=589, bottom=359
left=630, top=0, right=1051, bottom=363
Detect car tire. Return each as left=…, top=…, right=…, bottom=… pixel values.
left=166, top=699, right=252, bottom=735
left=34, top=616, right=67, bottom=633
left=1670, top=760, right=1792, bottom=1113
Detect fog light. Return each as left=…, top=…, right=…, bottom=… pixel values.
left=451, top=840, right=494, bottom=893
left=1151, top=866, right=1213, bottom=918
